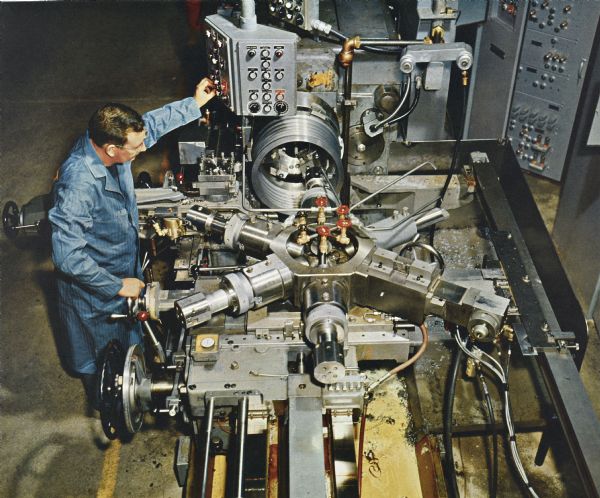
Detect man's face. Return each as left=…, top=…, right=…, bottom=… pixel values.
left=110, top=129, right=147, bottom=162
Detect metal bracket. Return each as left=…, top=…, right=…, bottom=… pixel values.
left=399, top=42, right=473, bottom=73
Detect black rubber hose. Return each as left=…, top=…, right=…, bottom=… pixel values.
left=429, top=82, right=469, bottom=247
left=480, top=372, right=498, bottom=498
left=436, top=83, right=469, bottom=208
left=443, top=342, right=463, bottom=498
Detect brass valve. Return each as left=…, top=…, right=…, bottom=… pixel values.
left=336, top=204, right=349, bottom=220
left=336, top=218, right=352, bottom=245
left=315, top=196, right=328, bottom=225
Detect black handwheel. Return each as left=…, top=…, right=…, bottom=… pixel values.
left=98, top=340, right=126, bottom=440
left=2, top=201, right=20, bottom=239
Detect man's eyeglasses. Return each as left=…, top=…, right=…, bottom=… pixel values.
left=116, top=131, right=147, bottom=153
left=117, top=141, right=146, bottom=153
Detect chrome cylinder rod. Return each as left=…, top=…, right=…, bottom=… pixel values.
left=234, top=397, right=249, bottom=498
left=200, top=397, right=216, bottom=498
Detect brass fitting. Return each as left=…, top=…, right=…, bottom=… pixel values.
left=295, top=212, right=307, bottom=227
left=431, top=25, right=445, bottom=43
left=502, top=324, right=515, bottom=342
left=339, top=36, right=361, bottom=68
left=462, top=70, right=469, bottom=87
left=465, top=357, right=477, bottom=378
left=296, top=225, right=310, bottom=245
left=317, top=211, right=326, bottom=225
left=164, top=218, right=184, bottom=241
left=316, top=225, right=331, bottom=255
left=319, top=236, right=329, bottom=254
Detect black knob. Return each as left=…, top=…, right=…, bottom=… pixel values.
left=247, top=48, right=257, bottom=58
left=249, top=102, right=261, bottom=113
left=275, top=101, right=289, bottom=114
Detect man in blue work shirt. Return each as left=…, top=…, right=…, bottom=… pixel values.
left=49, top=78, right=216, bottom=408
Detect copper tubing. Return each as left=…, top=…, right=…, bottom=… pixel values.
left=366, top=322, right=429, bottom=394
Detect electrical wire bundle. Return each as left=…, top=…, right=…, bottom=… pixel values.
left=449, top=328, right=539, bottom=498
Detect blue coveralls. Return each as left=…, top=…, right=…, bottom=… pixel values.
left=49, top=97, right=202, bottom=375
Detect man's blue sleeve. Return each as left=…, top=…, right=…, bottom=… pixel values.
left=143, top=97, right=202, bottom=148
left=49, top=183, right=123, bottom=299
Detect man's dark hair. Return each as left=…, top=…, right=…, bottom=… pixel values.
left=88, top=103, right=144, bottom=147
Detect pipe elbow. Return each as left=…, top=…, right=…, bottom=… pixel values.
left=339, top=36, right=361, bottom=67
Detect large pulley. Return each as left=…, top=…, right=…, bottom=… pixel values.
left=99, top=341, right=153, bottom=439
left=122, top=343, right=149, bottom=434
left=250, top=93, right=344, bottom=209
left=98, top=340, right=126, bottom=440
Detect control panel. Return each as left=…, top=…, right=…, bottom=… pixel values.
left=267, top=0, right=320, bottom=32
left=507, top=1, right=600, bottom=180
left=206, top=14, right=298, bottom=117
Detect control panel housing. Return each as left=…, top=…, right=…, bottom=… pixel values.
left=266, top=0, right=320, bottom=32
left=206, top=15, right=298, bottom=117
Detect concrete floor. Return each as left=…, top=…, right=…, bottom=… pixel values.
left=1, top=3, right=599, bottom=497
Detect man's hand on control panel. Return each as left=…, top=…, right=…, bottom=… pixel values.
left=194, top=77, right=217, bottom=108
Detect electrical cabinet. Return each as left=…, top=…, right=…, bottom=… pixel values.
left=507, top=1, right=600, bottom=180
